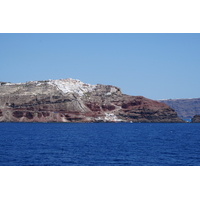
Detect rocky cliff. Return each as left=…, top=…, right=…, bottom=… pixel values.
left=157, top=98, right=200, bottom=119
left=191, top=115, right=200, bottom=123
left=0, top=78, right=184, bottom=123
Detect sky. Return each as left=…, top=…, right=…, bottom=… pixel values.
left=1, top=33, right=200, bottom=100
left=1, top=1, right=200, bottom=199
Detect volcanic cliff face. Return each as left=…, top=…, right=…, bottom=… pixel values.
left=0, top=78, right=184, bottom=123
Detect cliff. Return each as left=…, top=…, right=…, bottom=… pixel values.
left=191, top=115, right=200, bottom=123
left=157, top=98, right=200, bottom=119
left=0, top=78, right=184, bottom=123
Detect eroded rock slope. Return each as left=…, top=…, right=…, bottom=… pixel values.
left=0, top=78, right=184, bottom=122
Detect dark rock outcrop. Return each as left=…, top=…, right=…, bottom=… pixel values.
left=191, top=115, right=200, bottom=123
left=0, top=78, right=184, bottom=123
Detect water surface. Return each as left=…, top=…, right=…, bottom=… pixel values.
left=0, top=123, right=200, bottom=166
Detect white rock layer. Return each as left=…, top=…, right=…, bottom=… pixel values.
left=48, top=78, right=96, bottom=96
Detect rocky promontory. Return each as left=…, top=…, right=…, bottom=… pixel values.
left=191, top=115, right=200, bottom=123
left=0, top=78, right=184, bottom=123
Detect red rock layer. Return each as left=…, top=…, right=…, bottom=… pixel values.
left=0, top=81, right=184, bottom=123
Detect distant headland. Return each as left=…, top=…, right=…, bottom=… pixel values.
left=157, top=98, right=200, bottom=121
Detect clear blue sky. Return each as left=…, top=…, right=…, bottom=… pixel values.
left=0, top=33, right=200, bottom=100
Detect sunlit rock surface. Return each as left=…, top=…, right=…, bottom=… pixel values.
left=0, top=78, right=184, bottom=123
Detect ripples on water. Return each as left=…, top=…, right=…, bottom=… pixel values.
left=0, top=123, right=200, bottom=166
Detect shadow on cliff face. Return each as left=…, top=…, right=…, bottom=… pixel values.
left=0, top=79, right=184, bottom=123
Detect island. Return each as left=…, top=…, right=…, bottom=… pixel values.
left=0, top=78, right=184, bottom=123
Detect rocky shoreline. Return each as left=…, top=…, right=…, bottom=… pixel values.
left=0, top=78, right=184, bottom=123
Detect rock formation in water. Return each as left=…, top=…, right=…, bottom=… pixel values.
left=157, top=98, right=200, bottom=120
left=0, top=78, right=184, bottom=123
left=191, top=115, right=200, bottom=123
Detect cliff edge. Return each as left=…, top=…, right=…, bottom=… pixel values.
left=0, top=78, right=184, bottom=123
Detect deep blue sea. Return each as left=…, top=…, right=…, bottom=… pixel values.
left=0, top=122, right=200, bottom=166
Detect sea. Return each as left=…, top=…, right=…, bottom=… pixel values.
left=0, top=122, right=200, bottom=166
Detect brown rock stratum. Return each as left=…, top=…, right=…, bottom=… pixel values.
left=0, top=78, right=184, bottom=123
